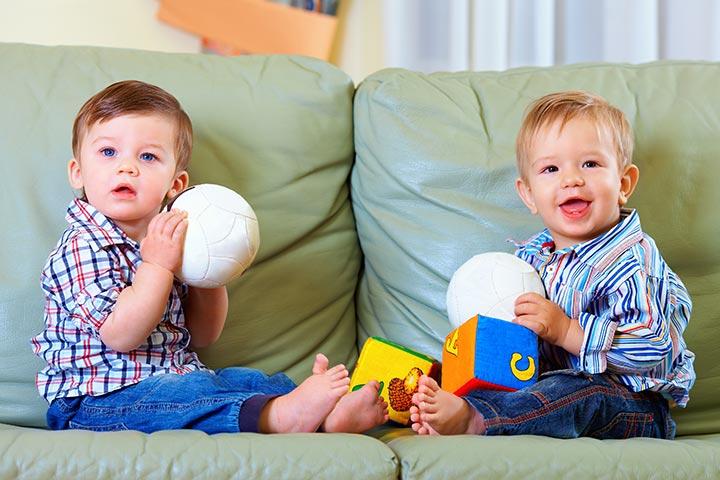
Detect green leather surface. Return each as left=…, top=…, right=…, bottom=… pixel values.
left=0, top=43, right=359, bottom=427
left=0, top=424, right=398, bottom=480
left=374, top=427, right=720, bottom=479
left=352, top=63, right=720, bottom=436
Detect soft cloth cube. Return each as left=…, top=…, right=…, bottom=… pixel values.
left=442, top=315, right=538, bottom=395
left=350, top=337, right=440, bottom=425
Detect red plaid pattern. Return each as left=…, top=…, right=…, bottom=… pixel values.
left=31, top=199, right=207, bottom=403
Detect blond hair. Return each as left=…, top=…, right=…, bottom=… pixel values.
left=515, top=91, right=633, bottom=178
left=72, top=80, right=193, bottom=172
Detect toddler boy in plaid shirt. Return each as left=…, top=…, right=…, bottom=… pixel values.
left=31, top=80, right=387, bottom=434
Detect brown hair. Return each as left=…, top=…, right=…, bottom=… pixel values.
left=72, top=80, right=193, bottom=171
left=515, top=91, right=633, bottom=178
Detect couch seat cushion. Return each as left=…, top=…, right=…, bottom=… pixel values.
left=0, top=424, right=398, bottom=480
left=375, top=427, right=720, bottom=479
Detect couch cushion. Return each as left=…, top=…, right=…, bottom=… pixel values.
left=0, top=425, right=398, bottom=480
left=352, top=62, right=720, bottom=436
left=0, top=43, right=358, bottom=427
left=375, top=427, right=720, bottom=479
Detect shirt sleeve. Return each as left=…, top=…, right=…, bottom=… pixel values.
left=46, top=236, right=124, bottom=336
left=577, top=270, right=673, bottom=375
left=177, top=281, right=189, bottom=300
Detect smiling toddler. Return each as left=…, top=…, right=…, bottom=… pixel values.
left=410, top=91, right=695, bottom=439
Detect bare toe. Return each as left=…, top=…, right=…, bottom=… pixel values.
left=312, top=353, right=329, bottom=374
left=326, top=364, right=348, bottom=378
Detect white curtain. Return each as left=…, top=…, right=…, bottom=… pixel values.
left=383, top=0, right=720, bottom=72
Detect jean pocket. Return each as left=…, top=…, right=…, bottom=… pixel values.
left=587, top=412, right=656, bottom=439
left=68, top=420, right=129, bottom=432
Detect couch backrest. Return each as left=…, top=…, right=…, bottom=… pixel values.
left=0, top=43, right=358, bottom=427
left=352, top=62, right=720, bottom=436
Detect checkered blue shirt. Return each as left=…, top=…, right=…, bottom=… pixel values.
left=31, top=199, right=207, bottom=403
left=515, top=209, right=695, bottom=407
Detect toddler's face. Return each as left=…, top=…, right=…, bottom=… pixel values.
left=515, top=117, right=638, bottom=250
left=68, top=113, right=187, bottom=239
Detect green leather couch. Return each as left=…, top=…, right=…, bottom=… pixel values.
left=0, top=43, right=718, bottom=479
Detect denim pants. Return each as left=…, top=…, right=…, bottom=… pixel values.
left=464, top=369, right=675, bottom=439
left=46, top=368, right=297, bottom=434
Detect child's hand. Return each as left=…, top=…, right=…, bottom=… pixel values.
left=513, top=293, right=578, bottom=352
left=140, top=209, right=188, bottom=274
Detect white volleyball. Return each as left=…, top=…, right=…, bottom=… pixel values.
left=446, top=252, right=545, bottom=328
left=169, top=184, right=260, bottom=288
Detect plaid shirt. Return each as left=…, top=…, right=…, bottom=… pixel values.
left=515, top=209, right=695, bottom=407
left=31, top=199, right=207, bottom=403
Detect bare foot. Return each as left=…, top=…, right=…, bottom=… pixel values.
left=259, top=353, right=349, bottom=433
left=409, top=375, right=485, bottom=435
left=322, top=381, right=389, bottom=433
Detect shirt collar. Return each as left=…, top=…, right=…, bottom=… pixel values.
left=573, top=208, right=643, bottom=265
left=65, top=198, right=137, bottom=251
left=517, top=208, right=643, bottom=266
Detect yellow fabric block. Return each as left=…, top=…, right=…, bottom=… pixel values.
left=350, top=337, right=439, bottom=425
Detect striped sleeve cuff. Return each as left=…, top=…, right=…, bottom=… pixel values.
left=577, top=312, right=618, bottom=374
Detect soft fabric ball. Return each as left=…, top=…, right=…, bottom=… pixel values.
left=446, top=252, right=545, bottom=327
left=168, top=184, right=260, bottom=288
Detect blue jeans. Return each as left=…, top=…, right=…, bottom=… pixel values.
left=464, top=369, right=675, bottom=439
left=46, top=368, right=297, bottom=434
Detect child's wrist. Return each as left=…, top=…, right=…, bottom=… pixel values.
left=560, top=318, right=583, bottom=356
left=141, top=261, right=175, bottom=279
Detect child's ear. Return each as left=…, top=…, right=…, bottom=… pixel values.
left=67, top=158, right=83, bottom=189
left=515, top=177, right=538, bottom=214
left=167, top=170, right=189, bottom=200
left=619, top=164, right=640, bottom=206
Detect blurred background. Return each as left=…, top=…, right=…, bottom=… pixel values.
left=1, top=0, right=719, bottom=84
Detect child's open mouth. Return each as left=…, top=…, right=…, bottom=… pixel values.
left=112, top=184, right=136, bottom=198
left=560, top=198, right=590, bottom=218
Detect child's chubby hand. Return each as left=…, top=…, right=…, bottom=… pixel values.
left=512, top=292, right=573, bottom=347
left=140, top=209, right=188, bottom=274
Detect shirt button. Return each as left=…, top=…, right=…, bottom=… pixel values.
left=546, top=265, right=556, bottom=274
left=77, top=293, right=88, bottom=305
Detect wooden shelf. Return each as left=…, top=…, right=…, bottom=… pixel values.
left=158, top=0, right=338, bottom=60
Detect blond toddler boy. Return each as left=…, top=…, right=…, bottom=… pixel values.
left=411, top=91, right=695, bottom=439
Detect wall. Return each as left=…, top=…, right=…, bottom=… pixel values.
left=0, top=0, right=384, bottom=84
left=330, top=0, right=386, bottom=84
left=0, top=0, right=200, bottom=53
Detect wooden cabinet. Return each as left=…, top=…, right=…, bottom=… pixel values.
left=158, top=0, right=338, bottom=60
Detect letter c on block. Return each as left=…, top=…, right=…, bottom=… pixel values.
left=445, top=329, right=459, bottom=357
left=510, top=352, right=536, bottom=381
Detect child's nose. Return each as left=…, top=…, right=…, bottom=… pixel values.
left=561, top=170, right=585, bottom=188
left=117, top=158, right=139, bottom=176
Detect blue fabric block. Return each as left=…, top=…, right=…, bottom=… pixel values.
left=473, top=315, right=539, bottom=390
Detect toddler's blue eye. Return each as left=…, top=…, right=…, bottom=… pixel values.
left=140, top=152, right=157, bottom=162
left=101, top=148, right=116, bottom=157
